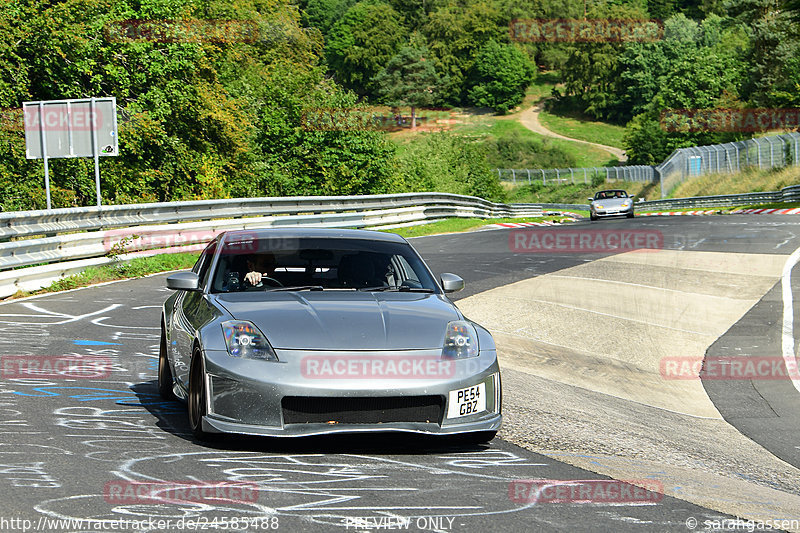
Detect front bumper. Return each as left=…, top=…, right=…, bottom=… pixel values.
left=200, top=348, right=502, bottom=437
left=593, top=205, right=634, bottom=217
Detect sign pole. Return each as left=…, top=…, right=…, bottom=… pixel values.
left=38, top=102, right=52, bottom=210
left=91, top=97, right=101, bottom=207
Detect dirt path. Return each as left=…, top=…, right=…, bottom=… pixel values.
left=519, top=101, right=628, bottom=163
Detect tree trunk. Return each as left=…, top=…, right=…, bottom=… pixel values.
left=411, top=106, right=417, bottom=129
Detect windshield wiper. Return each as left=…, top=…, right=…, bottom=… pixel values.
left=267, top=285, right=324, bottom=292
left=358, top=286, right=434, bottom=293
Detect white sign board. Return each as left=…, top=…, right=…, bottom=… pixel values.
left=24, top=98, right=118, bottom=159
left=22, top=97, right=118, bottom=209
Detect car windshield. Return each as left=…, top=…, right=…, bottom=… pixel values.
left=210, top=237, right=438, bottom=293
left=595, top=190, right=628, bottom=199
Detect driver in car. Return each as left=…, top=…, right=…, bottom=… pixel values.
left=244, top=253, right=277, bottom=286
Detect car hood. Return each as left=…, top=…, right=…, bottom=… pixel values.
left=213, top=291, right=461, bottom=350
left=593, top=197, right=630, bottom=207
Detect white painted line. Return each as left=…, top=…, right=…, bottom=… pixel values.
left=780, top=247, right=800, bottom=394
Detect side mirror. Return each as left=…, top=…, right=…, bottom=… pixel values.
left=587, top=198, right=594, bottom=203
left=167, top=271, right=200, bottom=291
left=440, top=273, right=465, bottom=293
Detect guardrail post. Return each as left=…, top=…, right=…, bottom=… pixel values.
left=541, top=169, right=546, bottom=185
left=527, top=169, right=531, bottom=184
left=570, top=168, right=574, bottom=184
left=512, top=169, right=516, bottom=184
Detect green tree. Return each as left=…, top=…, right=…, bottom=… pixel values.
left=466, top=40, right=535, bottom=114
left=301, top=0, right=359, bottom=36
left=372, top=42, right=443, bottom=128
left=726, top=0, right=800, bottom=107
left=422, top=0, right=506, bottom=104
left=325, top=1, right=408, bottom=95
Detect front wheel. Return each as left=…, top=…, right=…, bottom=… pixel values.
left=188, top=350, right=212, bottom=441
left=590, top=213, right=598, bottom=221
left=627, top=212, right=635, bottom=219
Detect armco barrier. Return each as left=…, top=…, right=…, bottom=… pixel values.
left=538, top=184, right=800, bottom=212
left=0, top=192, right=526, bottom=240
left=0, top=193, right=542, bottom=298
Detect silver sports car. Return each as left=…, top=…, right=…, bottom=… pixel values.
left=588, top=189, right=635, bottom=220
left=160, top=228, right=501, bottom=442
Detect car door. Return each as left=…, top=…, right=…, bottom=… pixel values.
left=171, top=240, right=217, bottom=389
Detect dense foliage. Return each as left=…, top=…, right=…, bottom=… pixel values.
left=1, top=0, right=798, bottom=209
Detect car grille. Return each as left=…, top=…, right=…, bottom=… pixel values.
left=282, top=395, right=444, bottom=425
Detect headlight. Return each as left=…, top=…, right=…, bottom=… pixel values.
left=442, top=321, right=479, bottom=359
left=596, top=204, right=604, bottom=209
left=221, top=320, right=278, bottom=361
left=622, top=201, right=631, bottom=207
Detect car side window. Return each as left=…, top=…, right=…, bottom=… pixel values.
left=194, top=242, right=217, bottom=289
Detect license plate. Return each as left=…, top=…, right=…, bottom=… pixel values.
left=447, top=383, right=486, bottom=419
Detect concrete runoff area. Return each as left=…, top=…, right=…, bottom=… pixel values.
left=456, top=249, right=800, bottom=527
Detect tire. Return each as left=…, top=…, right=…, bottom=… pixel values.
left=158, top=325, right=175, bottom=401
left=627, top=212, right=635, bottom=219
left=188, top=350, right=211, bottom=441
left=590, top=213, right=598, bottom=221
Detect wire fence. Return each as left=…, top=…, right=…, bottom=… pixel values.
left=496, top=132, right=800, bottom=198
left=497, top=165, right=655, bottom=185
left=656, top=132, right=800, bottom=197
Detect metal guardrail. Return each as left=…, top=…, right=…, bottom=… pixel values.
left=536, top=203, right=589, bottom=211
left=0, top=193, right=542, bottom=298
left=535, top=185, right=800, bottom=212
left=0, top=192, right=538, bottom=241
left=4, top=185, right=800, bottom=299
left=636, top=192, right=781, bottom=210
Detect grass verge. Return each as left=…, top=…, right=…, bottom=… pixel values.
left=383, top=216, right=575, bottom=238
left=487, top=118, right=618, bottom=169
left=537, top=108, right=626, bottom=149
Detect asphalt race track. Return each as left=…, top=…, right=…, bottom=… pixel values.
left=2, top=214, right=800, bottom=532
